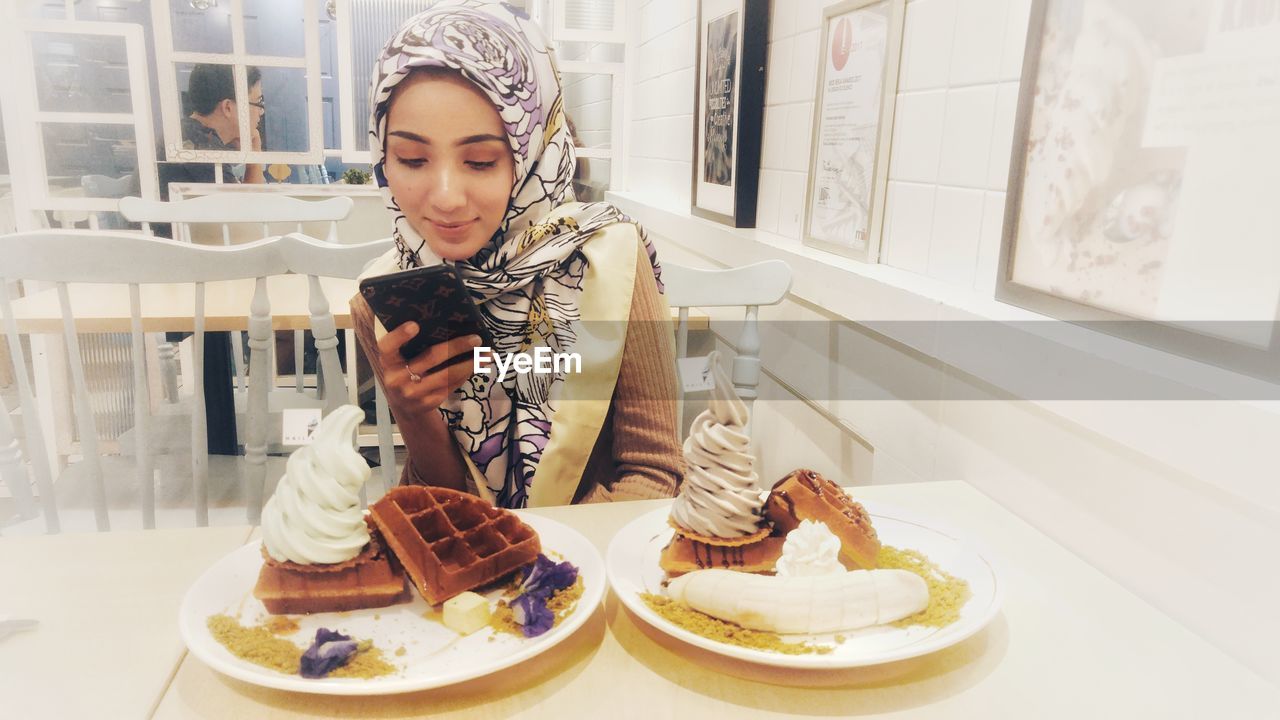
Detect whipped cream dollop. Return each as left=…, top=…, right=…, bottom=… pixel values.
left=669, top=351, right=764, bottom=537
left=260, top=405, right=371, bottom=564
left=773, top=520, right=844, bottom=577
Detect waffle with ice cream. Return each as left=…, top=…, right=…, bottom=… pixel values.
left=370, top=485, right=541, bottom=605
left=253, top=405, right=409, bottom=614
left=661, top=352, right=784, bottom=575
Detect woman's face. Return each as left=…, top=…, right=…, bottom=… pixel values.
left=384, top=72, right=515, bottom=261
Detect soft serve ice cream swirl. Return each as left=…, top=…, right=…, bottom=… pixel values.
left=774, top=520, right=844, bottom=577
left=669, top=351, right=764, bottom=537
left=261, top=405, right=371, bottom=564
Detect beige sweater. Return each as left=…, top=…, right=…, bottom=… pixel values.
left=350, top=242, right=683, bottom=504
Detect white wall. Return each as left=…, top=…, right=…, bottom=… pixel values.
left=628, top=0, right=696, bottom=209
left=622, top=0, right=1280, bottom=685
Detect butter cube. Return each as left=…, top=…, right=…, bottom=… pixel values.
left=443, top=592, right=491, bottom=635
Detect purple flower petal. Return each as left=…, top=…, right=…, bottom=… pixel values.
left=507, top=554, right=579, bottom=638
left=299, top=628, right=360, bottom=678
left=512, top=593, right=554, bottom=637
left=518, top=554, right=578, bottom=596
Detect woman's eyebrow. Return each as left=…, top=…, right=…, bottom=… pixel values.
left=387, top=130, right=506, bottom=146
left=457, top=133, right=506, bottom=146
left=387, top=130, right=429, bottom=144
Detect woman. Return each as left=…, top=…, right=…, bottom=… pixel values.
left=352, top=1, right=682, bottom=508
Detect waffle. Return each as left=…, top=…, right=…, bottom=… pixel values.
left=764, top=468, right=881, bottom=569
left=369, top=486, right=541, bottom=605
left=659, top=525, right=785, bottom=576
left=252, top=533, right=410, bottom=615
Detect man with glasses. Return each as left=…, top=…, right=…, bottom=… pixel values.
left=167, top=63, right=266, bottom=186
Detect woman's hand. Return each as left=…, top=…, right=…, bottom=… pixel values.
left=377, top=322, right=482, bottom=419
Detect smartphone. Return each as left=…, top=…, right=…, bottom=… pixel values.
left=358, top=264, right=492, bottom=362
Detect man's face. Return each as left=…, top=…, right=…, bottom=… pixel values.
left=246, top=81, right=265, bottom=130
left=211, top=81, right=264, bottom=147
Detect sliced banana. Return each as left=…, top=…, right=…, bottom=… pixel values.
left=666, top=568, right=928, bottom=634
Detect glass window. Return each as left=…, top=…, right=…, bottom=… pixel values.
left=562, top=0, right=616, bottom=33
left=259, top=67, right=311, bottom=153
left=169, top=0, right=234, bottom=54
left=244, top=0, right=306, bottom=58
left=32, top=33, right=133, bottom=115
left=40, top=123, right=139, bottom=196
left=557, top=41, right=624, bottom=63
left=171, top=63, right=313, bottom=155
left=345, top=0, right=439, bottom=153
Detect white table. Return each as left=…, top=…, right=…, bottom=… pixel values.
left=5, top=482, right=1276, bottom=719
left=0, top=525, right=254, bottom=719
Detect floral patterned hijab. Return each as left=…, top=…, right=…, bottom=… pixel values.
left=369, top=0, right=662, bottom=507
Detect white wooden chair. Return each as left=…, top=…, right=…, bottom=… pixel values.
left=119, top=193, right=354, bottom=245
left=80, top=174, right=137, bottom=230
left=119, top=193, right=356, bottom=404
left=0, top=229, right=392, bottom=533
left=661, top=260, right=792, bottom=425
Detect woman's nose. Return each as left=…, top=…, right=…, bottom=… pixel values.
left=429, top=167, right=466, bottom=213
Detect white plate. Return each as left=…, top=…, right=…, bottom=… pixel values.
left=180, top=513, right=605, bottom=695
left=606, top=503, right=1001, bottom=669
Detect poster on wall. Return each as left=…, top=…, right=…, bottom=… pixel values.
left=691, top=0, right=768, bottom=227
left=998, top=0, right=1280, bottom=380
left=703, top=12, right=738, bottom=187
left=802, top=0, right=904, bottom=262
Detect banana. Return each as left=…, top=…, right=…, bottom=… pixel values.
left=665, top=568, right=929, bottom=634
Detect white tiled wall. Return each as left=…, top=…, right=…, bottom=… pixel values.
left=626, top=0, right=697, bottom=210
left=882, top=0, right=1027, bottom=291
left=627, top=0, right=1031, bottom=292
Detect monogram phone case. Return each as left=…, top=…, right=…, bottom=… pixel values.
left=358, top=265, right=492, bottom=361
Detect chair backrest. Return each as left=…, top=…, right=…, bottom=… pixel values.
left=119, top=193, right=355, bottom=244
left=0, top=229, right=392, bottom=533
left=121, top=192, right=359, bottom=404
left=81, top=174, right=138, bottom=230
left=661, top=260, right=792, bottom=409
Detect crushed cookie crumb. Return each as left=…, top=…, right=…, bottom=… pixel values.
left=639, top=594, right=834, bottom=655
left=206, top=615, right=396, bottom=679
left=207, top=615, right=301, bottom=673
left=490, top=576, right=585, bottom=637
left=876, top=545, right=971, bottom=628
left=264, top=615, right=300, bottom=635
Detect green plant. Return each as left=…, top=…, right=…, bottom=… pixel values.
left=341, top=168, right=372, bottom=185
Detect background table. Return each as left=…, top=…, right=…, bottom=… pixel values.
left=5, top=481, right=1263, bottom=718
left=2, top=276, right=363, bottom=334
left=2, top=278, right=709, bottom=334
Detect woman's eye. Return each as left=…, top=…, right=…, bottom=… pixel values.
left=466, top=160, right=497, bottom=170
left=396, top=156, right=426, bottom=168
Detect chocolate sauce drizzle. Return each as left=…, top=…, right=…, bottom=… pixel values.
left=691, top=542, right=748, bottom=569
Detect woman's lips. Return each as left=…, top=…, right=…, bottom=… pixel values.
left=430, top=219, right=477, bottom=239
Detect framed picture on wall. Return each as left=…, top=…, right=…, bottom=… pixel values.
left=998, top=0, right=1280, bottom=380
left=801, top=0, right=906, bottom=263
left=690, top=0, right=769, bottom=228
